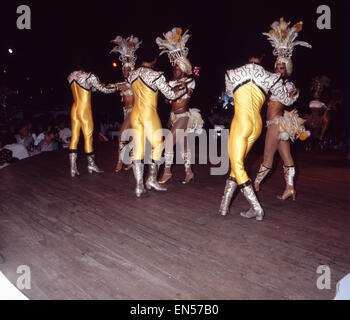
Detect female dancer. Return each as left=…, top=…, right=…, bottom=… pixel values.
left=156, top=27, right=204, bottom=184
left=110, top=35, right=142, bottom=172
left=254, top=18, right=311, bottom=200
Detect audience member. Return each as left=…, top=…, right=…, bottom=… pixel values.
left=15, top=122, right=34, bottom=151
left=38, top=130, right=59, bottom=152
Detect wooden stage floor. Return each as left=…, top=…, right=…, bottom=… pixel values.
left=0, top=142, right=349, bottom=300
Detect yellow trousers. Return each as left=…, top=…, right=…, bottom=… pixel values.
left=69, top=82, right=94, bottom=154
left=130, top=79, right=163, bottom=161
left=229, top=82, right=265, bottom=185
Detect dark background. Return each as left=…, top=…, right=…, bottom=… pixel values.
left=0, top=0, right=348, bottom=125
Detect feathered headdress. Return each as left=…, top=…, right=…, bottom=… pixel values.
left=156, top=27, right=192, bottom=74
left=263, top=18, right=312, bottom=75
left=110, top=35, right=142, bottom=69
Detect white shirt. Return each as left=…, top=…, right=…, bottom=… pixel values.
left=34, top=132, right=45, bottom=146
left=59, top=128, right=72, bottom=143
left=4, top=143, right=29, bottom=160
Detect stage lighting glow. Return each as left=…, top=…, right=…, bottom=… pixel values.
left=112, top=62, right=118, bottom=68
left=8, top=49, right=13, bottom=54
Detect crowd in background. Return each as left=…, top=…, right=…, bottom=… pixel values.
left=1, top=81, right=349, bottom=170
left=0, top=114, right=127, bottom=170
left=0, top=118, right=71, bottom=169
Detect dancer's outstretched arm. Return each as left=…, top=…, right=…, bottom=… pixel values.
left=269, top=75, right=299, bottom=106
left=88, top=74, right=118, bottom=94
left=154, top=75, right=187, bottom=101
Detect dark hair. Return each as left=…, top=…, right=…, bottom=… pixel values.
left=137, top=42, right=159, bottom=64
left=72, top=52, right=94, bottom=72
left=247, top=48, right=265, bottom=61
left=45, top=128, right=58, bottom=137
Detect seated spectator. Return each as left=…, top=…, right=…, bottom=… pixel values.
left=15, top=122, right=34, bottom=151
left=34, top=124, right=53, bottom=148
left=57, top=121, right=71, bottom=148
left=27, top=120, right=37, bottom=142
left=38, top=130, right=58, bottom=152
left=0, top=137, right=13, bottom=169
left=3, top=142, right=29, bottom=160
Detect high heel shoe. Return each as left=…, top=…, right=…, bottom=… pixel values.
left=123, top=163, right=133, bottom=171
left=114, top=161, right=123, bottom=173
left=277, top=166, right=296, bottom=200
left=182, top=172, right=194, bottom=184
left=277, top=189, right=296, bottom=201
left=158, top=171, right=172, bottom=184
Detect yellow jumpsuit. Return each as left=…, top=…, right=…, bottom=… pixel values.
left=225, top=63, right=299, bottom=186
left=68, top=71, right=117, bottom=154
left=69, top=82, right=94, bottom=153
left=229, top=82, right=265, bottom=185
left=128, top=67, right=186, bottom=162
left=130, top=79, right=163, bottom=161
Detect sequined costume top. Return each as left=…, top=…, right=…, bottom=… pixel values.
left=128, top=67, right=187, bottom=102
left=68, top=71, right=117, bottom=93
left=225, top=63, right=299, bottom=106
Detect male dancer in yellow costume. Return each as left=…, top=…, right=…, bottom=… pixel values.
left=218, top=54, right=299, bottom=220
left=68, top=70, right=119, bottom=177
left=128, top=47, right=187, bottom=197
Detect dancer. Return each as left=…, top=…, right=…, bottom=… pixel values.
left=218, top=50, right=300, bottom=220
left=128, top=45, right=188, bottom=197
left=254, top=18, right=312, bottom=200
left=305, top=76, right=331, bottom=151
left=68, top=69, right=119, bottom=177
left=110, top=35, right=142, bottom=173
left=156, top=27, right=204, bottom=184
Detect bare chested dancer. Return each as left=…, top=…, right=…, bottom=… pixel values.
left=254, top=63, right=299, bottom=200
left=114, top=64, right=134, bottom=172
left=156, top=28, right=204, bottom=185
left=158, top=60, right=199, bottom=184
left=254, top=18, right=311, bottom=200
